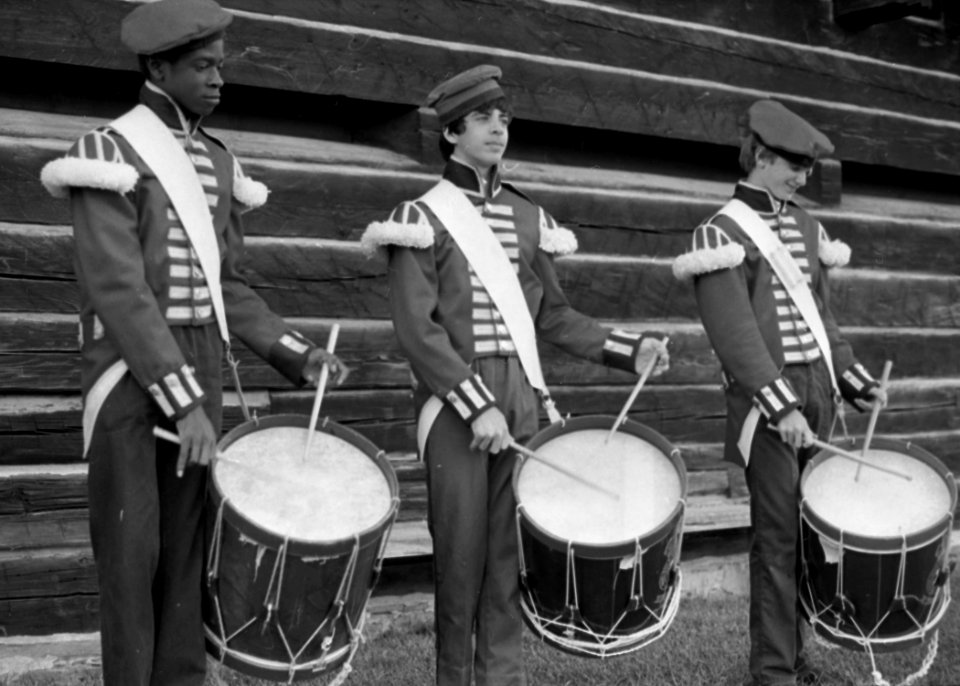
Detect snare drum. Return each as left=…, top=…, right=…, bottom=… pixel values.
left=203, top=414, right=399, bottom=682
left=799, top=437, right=956, bottom=653
left=513, top=415, right=687, bottom=658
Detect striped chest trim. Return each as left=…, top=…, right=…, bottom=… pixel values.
left=769, top=214, right=820, bottom=364
left=164, top=133, right=220, bottom=326
left=471, top=201, right=520, bottom=357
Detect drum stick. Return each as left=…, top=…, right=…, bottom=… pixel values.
left=152, top=426, right=247, bottom=470
left=509, top=441, right=620, bottom=500
left=605, top=336, right=669, bottom=444
left=303, top=323, right=341, bottom=462
left=856, top=359, right=893, bottom=481
left=808, top=437, right=912, bottom=481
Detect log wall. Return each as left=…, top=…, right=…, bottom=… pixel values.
left=1, top=0, right=958, bottom=635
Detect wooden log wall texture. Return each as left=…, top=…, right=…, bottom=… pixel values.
left=1, top=0, right=960, bottom=175
left=1, top=0, right=959, bottom=635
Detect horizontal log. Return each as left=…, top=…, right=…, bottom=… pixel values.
left=220, top=0, right=960, bottom=77
left=218, top=0, right=960, bottom=121
left=0, top=547, right=98, bottom=636
left=0, top=595, right=99, bottom=636
left=0, top=464, right=87, bottom=515
left=828, top=269, right=960, bottom=328
left=1, top=1, right=959, bottom=175
left=0, top=548, right=96, bottom=600
left=0, top=510, right=90, bottom=551
left=4, top=226, right=960, bottom=327
left=2, top=0, right=954, bottom=101
left=617, top=1, right=960, bottom=75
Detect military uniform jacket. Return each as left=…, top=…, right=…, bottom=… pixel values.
left=673, top=182, right=876, bottom=464
left=362, top=158, right=643, bottom=424
left=41, top=84, right=314, bottom=422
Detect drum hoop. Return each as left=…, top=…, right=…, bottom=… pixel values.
left=800, top=580, right=951, bottom=649
left=800, top=437, right=957, bottom=553
left=514, top=414, right=687, bottom=557
left=205, top=624, right=351, bottom=673
left=519, top=568, right=683, bottom=658
left=213, top=414, right=400, bottom=556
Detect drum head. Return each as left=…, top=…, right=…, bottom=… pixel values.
left=215, top=420, right=393, bottom=543
left=517, top=420, right=684, bottom=546
left=802, top=439, right=955, bottom=544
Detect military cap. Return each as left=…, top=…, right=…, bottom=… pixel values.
left=748, top=99, right=834, bottom=163
left=425, top=65, right=506, bottom=127
left=121, top=0, right=232, bottom=56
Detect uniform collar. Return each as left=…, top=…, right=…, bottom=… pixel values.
left=444, top=156, right=502, bottom=205
left=734, top=181, right=789, bottom=216
left=140, top=80, right=202, bottom=137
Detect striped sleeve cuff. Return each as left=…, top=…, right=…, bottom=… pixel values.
left=602, top=329, right=644, bottom=373
left=268, top=330, right=316, bottom=386
left=147, top=364, right=206, bottom=419
left=753, top=377, right=800, bottom=424
left=444, top=374, right=498, bottom=423
left=839, top=362, right=878, bottom=403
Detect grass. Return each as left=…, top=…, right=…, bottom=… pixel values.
left=9, top=573, right=960, bottom=686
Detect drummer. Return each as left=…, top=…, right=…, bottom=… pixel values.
left=672, top=100, right=887, bottom=686
left=39, top=1, right=347, bottom=684
left=361, top=65, right=669, bottom=686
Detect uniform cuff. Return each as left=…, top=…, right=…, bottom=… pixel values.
left=268, top=330, right=316, bottom=387
left=839, top=362, right=879, bottom=407
left=602, top=329, right=644, bottom=373
left=147, top=364, right=207, bottom=419
left=754, top=377, right=800, bottom=424
left=444, top=374, right=497, bottom=423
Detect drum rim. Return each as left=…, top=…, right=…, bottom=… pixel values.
left=800, top=436, right=957, bottom=552
left=514, top=414, right=687, bottom=557
left=799, top=580, right=952, bottom=653
left=211, top=414, right=400, bottom=554
left=205, top=627, right=352, bottom=678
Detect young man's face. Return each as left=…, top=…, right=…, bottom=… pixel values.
left=444, top=107, right=510, bottom=173
left=150, top=39, right=225, bottom=118
left=749, top=152, right=812, bottom=201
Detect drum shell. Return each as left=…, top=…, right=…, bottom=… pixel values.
left=514, top=415, right=686, bottom=654
left=799, top=437, right=956, bottom=652
left=203, top=414, right=399, bottom=680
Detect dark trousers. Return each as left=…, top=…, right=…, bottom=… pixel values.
left=424, top=357, right=538, bottom=686
left=744, top=359, right=835, bottom=686
left=87, top=326, right=222, bottom=686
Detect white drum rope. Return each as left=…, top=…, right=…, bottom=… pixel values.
left=868, top=630, right=939, bottom=686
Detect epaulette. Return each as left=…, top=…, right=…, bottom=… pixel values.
left=536, top=206, right=578, bottom=256
left=819, top=238, right=850, bottom=268
left=185, top=127, right=269, bottom=211
left=817, top=224, right=850, bottom=267
left=503, top=183, right=580, bottom=256
left=40, top=127, right=139, bottom=199
left=360, top=200, right=435, bottom=256
left=672, top=221, right=746, bottom=280
left=230, top=155, right=269, bottom=210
